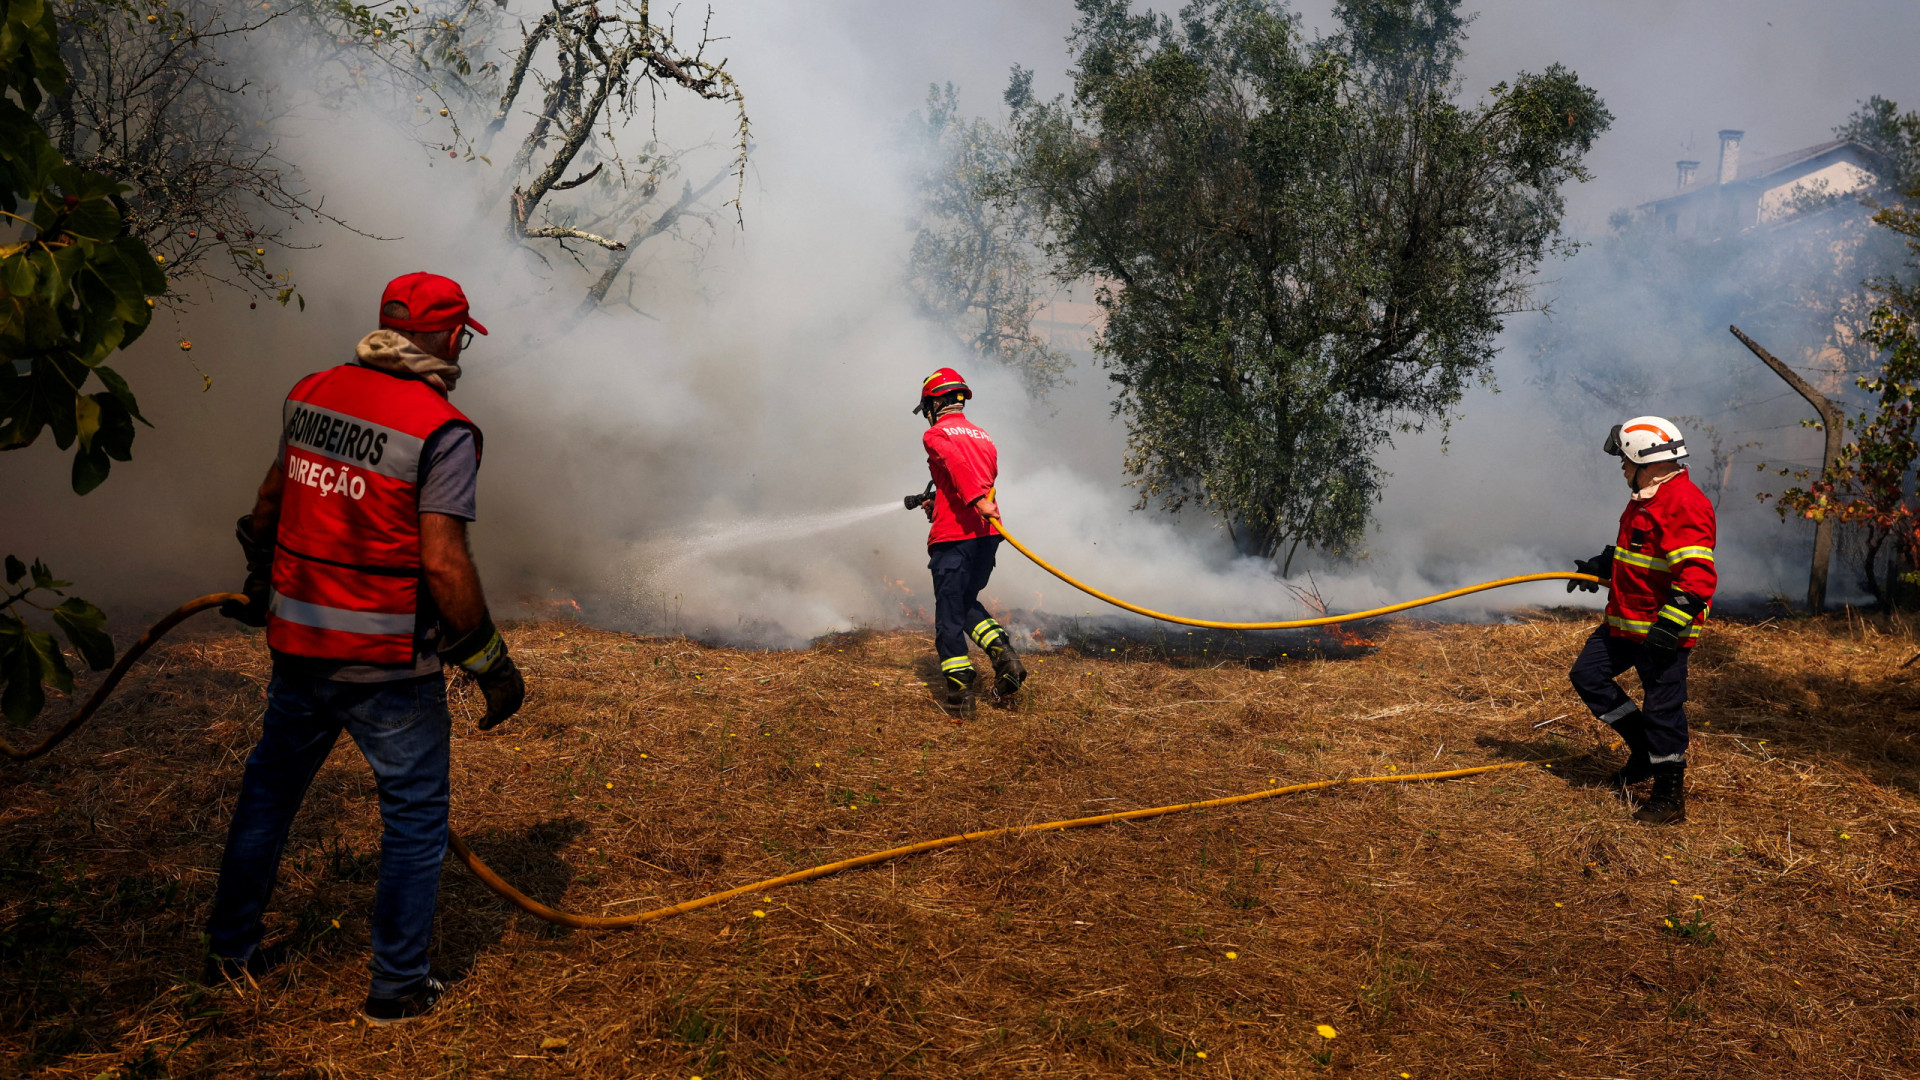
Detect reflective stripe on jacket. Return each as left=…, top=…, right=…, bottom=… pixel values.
left=1606, top=469, right=1717, bottom=645
left=267, top=364, right=482, bottom=664
left=923, top=412, right=999, bottom=546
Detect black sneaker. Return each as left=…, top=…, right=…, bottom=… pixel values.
left=362, top=976, right=447, bottom=1026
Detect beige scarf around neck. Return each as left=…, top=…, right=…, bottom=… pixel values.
left=355, top=329, right=461, bottom=394
left=1631, top=465, right=1686, bottom=502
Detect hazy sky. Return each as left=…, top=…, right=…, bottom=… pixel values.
left=831, top=0, right=1920, bottom=231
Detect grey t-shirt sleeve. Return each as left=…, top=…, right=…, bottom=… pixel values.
left=416, top=425, right=478, bottom=521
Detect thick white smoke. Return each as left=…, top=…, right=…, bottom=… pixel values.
left=7, top=0, right=1918, bottom=646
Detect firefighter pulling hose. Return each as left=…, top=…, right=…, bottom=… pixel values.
left=212, top=272, right=523, bottom=1026
left=1564, top=415, right=1718, bottom=825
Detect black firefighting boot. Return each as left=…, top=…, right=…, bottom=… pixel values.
left=1632, top=764, right=1687, bottom=825
left=970, top=618, right=1027, bottom=697
left=939, top=659, right=976, bottom=718
left=1607, top=711, right=1654, bottom=794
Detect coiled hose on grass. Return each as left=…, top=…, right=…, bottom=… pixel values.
left=6, top=546, right=1591, bottom=928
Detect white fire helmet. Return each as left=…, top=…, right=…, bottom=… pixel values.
left=1603, top=416, right=1689, bottom=465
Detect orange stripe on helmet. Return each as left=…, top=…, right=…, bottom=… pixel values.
left=1623, top=423, right=1671, bottom=439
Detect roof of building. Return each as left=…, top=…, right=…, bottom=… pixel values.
left=1648, top=138, right=1886, bottom=207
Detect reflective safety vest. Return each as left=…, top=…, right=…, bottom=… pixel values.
left=1606, top=470, right=1717, bottom=645
left=267, top=364, right=482, bottom=664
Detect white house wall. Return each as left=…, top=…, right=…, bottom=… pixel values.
left=1758, top=159, right=1877, bottom=224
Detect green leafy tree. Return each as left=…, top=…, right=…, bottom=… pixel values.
left=1006, top=0, right=1608, bottom=571
left=44, top=0, right=347, bottom=301
left=1837, top=95, right=1920, bottom=192
left=0, top=0, right=166, bottom=723
left=903, top=83, right=1068, bottom=400
left=1, top=556, right=110, bottom=724
left=0, top=0, right=167, bottom=491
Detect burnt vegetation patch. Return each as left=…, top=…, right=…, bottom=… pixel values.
left=2, top=612, right=1919, bottom=1076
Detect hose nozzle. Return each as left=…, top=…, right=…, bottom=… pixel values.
left=904, top=482, right=935, bottom=511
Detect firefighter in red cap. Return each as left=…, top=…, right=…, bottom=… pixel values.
left=913, top=368, right=1027, bottom=716
left=1567, top=415, right=1717, bottom=825
left=205, top=272, right=523, bottom=1023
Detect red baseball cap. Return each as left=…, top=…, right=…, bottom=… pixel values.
left=379, top=272, right=489, bottom=336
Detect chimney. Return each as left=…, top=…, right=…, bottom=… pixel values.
left=1676, top=160, right=1700, bottom=189
left=1716, top=130, right=1744, bottom=184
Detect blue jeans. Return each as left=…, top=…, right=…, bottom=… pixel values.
left=207, top=670, right=450, bottom=998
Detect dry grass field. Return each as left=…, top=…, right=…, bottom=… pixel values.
left=5, top=608, right=1920, bottom=1078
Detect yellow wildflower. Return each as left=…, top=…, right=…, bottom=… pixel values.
left=1315, top=1024, right=1337, bottom=1039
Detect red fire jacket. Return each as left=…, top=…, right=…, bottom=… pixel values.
left=267, top=364, right=482, bottom=664
left=923, top=411, right=998, bottom=546
left=1606, top=469, right=1717, bottom=645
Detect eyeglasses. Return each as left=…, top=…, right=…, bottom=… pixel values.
left=456, top=326, right=475, bottom=353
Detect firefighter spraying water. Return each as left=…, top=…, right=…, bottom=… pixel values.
left=907, top=368, right=1028, bottom=718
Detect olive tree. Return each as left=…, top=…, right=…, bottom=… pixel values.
left=1007, top=0, right=1608, bottom=571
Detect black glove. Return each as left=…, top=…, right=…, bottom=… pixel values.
left=1643, top=591, right=1707, bottom=658
left=1568, top=546, right=1614, bottom=593
left=219, top=514, right=274, bottom=626
left=441, top=616, right=525, bottom=730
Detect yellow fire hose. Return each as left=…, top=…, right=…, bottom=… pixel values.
left=992, top=521, right=1601, bottom=630
left=448, top=757, right=1566, bottom=929
left=6, top=545, right=1597, bottom=928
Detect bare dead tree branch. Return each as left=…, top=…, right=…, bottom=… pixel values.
left=551, top=161, right=604, bottom=190
left=523, top=224, right=626, bottom=250
left=487, top=0, right=748, bottom=302
left=579, top=157, right=732, bottom=312
left=1732, top=323, right=1844, bottom=612
left=42, top=0, right=380, bottom=303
